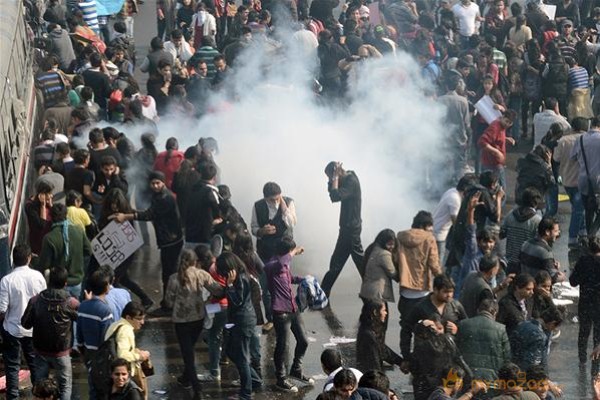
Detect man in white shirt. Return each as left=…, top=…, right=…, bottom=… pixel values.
left=533, top=97, right=571, bottom=147
left=432, top=174, right=477, bottom=262
left=320, top=349, right=363, bottom=392
left=251, top=181, right=297, bottom=332
left=164, top=29, right=194, bottom=64
left=0, top=244, right=47, bottom=400
left=452, top=0, right=484, bottom=48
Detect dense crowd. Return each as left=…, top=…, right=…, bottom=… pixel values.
left=4, top=0, right=600, bottom=399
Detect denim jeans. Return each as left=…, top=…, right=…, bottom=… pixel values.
left=208, top=309, right=227, bottom=377
left=250, top=327, right=262, bottom=379
left=258, top=271, right=272, bottom=322
left=227, top=327, right=262, bottom=400
left=565, top=186, right=586, bottom=241
left=67, top=283, right=82, bottom=299
left=545, top=184, right=559, bottom=217
left=272, top=311, right=309, bottom=381
left=174, top=320, right=204, bottom=391
left=1, top=328, right=42, bottom=400
left=38, top=354, right=72, bottom=400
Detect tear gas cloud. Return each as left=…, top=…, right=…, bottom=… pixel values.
left=120, top=32, right=448, bottom=276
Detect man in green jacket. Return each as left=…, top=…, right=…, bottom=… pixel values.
left=456, top=299, right=511, bottom=389
left=39, top=203, right=91, bottom=298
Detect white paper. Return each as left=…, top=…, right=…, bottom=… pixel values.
left=474, top=95, right=502, bottom=125
left=205, top=303, right=222, bottom=314
left=541, top=4, right=556, bottom=20
left=91, top=221, right=143, bottom=269
left=225, top=323, right=235, bottom=329
left=329, top=336, right=357, bottom=344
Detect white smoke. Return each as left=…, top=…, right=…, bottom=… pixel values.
left=121, top=30, right=448, bottom=275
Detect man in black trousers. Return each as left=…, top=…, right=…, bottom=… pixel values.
left=321, top=161, right=364, bottom=297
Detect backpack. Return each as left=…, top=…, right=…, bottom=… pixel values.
left=89, top=325, right=123, bottom=392
left=522, top=67, right=541, bottom=101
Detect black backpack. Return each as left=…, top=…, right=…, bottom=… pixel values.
left=89, top=325, right=123, bottom=392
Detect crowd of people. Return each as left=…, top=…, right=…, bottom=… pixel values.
left=4, top=0, right=600, bottom=398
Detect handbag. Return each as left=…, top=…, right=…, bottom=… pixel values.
left=140, top=359, right=155, bottom=377
left=580, top=135, right=600, bottom=210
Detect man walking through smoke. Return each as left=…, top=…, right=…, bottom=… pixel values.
left=321, top=161, right=364, bottom=297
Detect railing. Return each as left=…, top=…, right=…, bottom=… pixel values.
left=0, top=0, right=34, bottom=225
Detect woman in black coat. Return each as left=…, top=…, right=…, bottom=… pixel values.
left=570, top=236, right=600, bottom=375
left=355, top=300, right=402, bottom=373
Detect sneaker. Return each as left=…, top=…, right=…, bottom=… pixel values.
left=197, top=373, right=221, bottom=383
left=262, top=322, right=274, bottom=333
left=290, top=371, right=315, bottom=385
left=229, top=379, right=241, bottom=387
left=276, top=379, right=298, bottom=392
left=177, top=376, right=192, bottom=389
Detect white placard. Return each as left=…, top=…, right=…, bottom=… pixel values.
left=91, top=221, right=143, bottom=269
left=205, top=303, right=222, bottom=314
left=474, top=95, right=502, bottom=124
left=541, top=4, right=556, bottom=20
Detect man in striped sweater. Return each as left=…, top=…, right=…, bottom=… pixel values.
left=519, top=216, right=566, bottom=283
left=78, top=0, right=100, bottom=34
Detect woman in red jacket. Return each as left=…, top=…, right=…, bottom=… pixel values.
left=153, top=137, right=184, bottom=189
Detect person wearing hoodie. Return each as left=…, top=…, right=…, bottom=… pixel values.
left=514, top=145, right=556, bottom=207
left=47, top=24, right=76, bottom=71
left=500, top=188, right=543, bottom=273
left=396, top=210, right=441, bottom=336
left=21, top=268, right=79, bottom=400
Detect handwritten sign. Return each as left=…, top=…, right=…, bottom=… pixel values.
left=91, top=221, right=143, bottom=269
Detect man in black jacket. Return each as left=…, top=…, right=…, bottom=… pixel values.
left=110, top=171, right=184, bottom=309
left=185, top=161, right=222, bottom=248
left=21, top=267, right=79, bottom=400
left=321, top=161, right=364, bottom=297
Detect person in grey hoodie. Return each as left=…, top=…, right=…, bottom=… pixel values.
left=47, top=24, right=76, bottom=71
left=500, top=187, right=543, bottom=273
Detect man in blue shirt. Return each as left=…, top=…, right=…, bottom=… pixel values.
left=77, top=270, right=113, bottom=400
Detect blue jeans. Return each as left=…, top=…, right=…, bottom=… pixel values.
left=67, top=283, right=82, bottom=299
left=1, top=327, right=42, bottom=400
left=565, top=186, right=586, bottom=241
left=208, top=309, right=227, bottom=377
left=545, top=184, right=559, bottom=217
left=258, top=271, right=272, bottom=322
left=509, top=96, right=522, bottom=141
left=227, top=327, right=262, bottom=399
left=38, top=354, right=72, bottom=400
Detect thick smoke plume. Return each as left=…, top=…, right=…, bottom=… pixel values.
left=123, top=31, right=448, bottom=276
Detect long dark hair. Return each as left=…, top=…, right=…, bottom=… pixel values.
left=233, top=232, right=259, bottom=277
left=164, top=137, right=178, bottom=165
left=216, top=251, right=247, bottom=278
left=99, top=189, right=131, bottom=228
left=363, top=229, right=397, bottom=271
left=358, top=300, right=385, bottom=336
